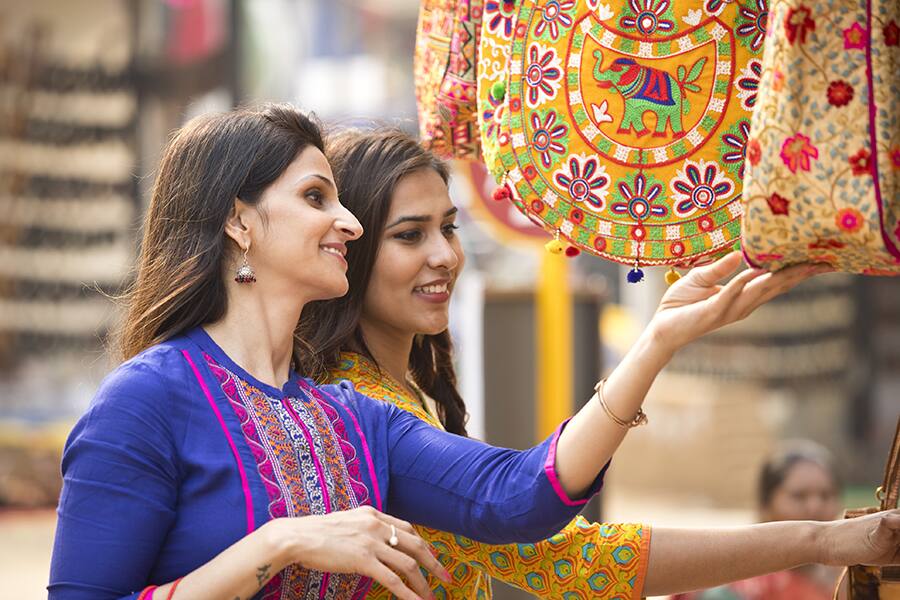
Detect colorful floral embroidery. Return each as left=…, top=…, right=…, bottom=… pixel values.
left=826, top=80, right=854, bottom=107
left=849, top=148, right=872, bottom=175
left=553, top=154, right=611, bottom=211
left=835, top=207, right=865, bottom=232
left=734, top=59, right=762, bottom=111
left=843, top=22, right=867, bottom=49
left=618, top=0, right=675, bottom=35
left=747, top=138, right=762, bottom=166
left=535, top=0, right=577, bottom=40
left=784, top=6, right=815, bottom=45
left=530, top=110, right=569, bottom=168
left=736, top=0, right=768, bottom=52
left=670, top=159, right=735, bottom=218
left=767, top=193, right=790, bottom=216
left=524, top=43, right=562, bottom=107
left=720, top=119, right=751, bottom=178
left=780, top=133, right=819, bottom=173
left=486, top=0, right=517, bottom=36
left=885, top=20, right=900, bottom=46
left=610, top=172, right=668, bottom=220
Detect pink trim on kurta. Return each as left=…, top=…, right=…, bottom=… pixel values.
left=866, top=0, right=900, bottom=260
left=280, top=398, right=333, bottom=513
left=182, top=350, right=256, bottom=534
left=307, top=383, right=383, bottom=512
left=543, top=418, right=590, bottom=507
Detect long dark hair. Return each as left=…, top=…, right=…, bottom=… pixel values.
left=758, top=440, right=842, bottom=508
left=299, top=128, right=469, bottom=436
left=116, top=104, right=324, bottom=361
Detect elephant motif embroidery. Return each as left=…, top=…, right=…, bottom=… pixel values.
left=591, top=51, right=707, bottom=138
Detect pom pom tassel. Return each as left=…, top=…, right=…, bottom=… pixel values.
left=626, top=268, right=644, bottom=283
left=665, top=267, right=682, bottom=285
left=545, top=238, right=565, bottom=255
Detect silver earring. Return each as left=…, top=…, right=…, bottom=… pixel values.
left=234, top=246, right=256, bottom=284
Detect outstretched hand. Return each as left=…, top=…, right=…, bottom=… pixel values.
left=823, top=509, right=900, bottom=567
left=648, top=252, right=833, bottom=352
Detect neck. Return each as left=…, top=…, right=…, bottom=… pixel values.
left=358, top=318, right=414, bottom=391
left=204, top=279, right=308, bottom=390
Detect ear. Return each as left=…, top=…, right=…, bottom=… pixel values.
left=224, top=198, right=255, bottom=251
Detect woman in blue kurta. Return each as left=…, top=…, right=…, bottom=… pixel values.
left=48, top=105, right=900, bottom=600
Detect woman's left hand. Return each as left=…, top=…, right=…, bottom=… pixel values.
left=648, top=251, right=832, bottom=353
left=822, top=509, right=900, bottom=566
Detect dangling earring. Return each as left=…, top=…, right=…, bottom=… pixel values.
left=235, top=244, right=256, bottom=284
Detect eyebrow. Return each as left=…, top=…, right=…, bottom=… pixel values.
left=297, top=174, right=336, bottom=191
left=385, top=206, right=458, bottom=229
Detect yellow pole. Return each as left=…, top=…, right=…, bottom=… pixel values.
left=535, top=250, right=573, bottom=441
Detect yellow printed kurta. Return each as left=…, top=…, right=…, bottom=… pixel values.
left=327, top=352, right=650, bottom=599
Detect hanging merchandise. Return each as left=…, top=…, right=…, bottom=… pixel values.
left=477, top=0, right=765, bottom=273
left=414, top=0, right=484, bottom=159
left=741, top=0, right=900, bottom=276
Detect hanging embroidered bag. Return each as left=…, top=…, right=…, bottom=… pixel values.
left=478, top=0, right=765, bottom=272
left=741, top=0, right=900, bottom=275
left=414, top=0, right=484, bottom=159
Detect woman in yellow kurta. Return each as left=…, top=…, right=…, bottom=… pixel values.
left=298, top=128, right=899, bottom=599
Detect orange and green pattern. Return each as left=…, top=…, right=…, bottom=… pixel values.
left=327, top=352, right=650, bottom=599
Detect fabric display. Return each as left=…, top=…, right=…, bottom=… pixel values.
left=740, top=0, right=900, bottom=275
left=477, top=0, right=765, bottom=271
left=0, top=0, right=137, bottom=363
left=414, top=0, right=484, bottom=159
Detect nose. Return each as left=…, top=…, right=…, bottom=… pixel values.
left=334, top=203, right=363, bottom=241
left=427, top=234, right=459, bottom=271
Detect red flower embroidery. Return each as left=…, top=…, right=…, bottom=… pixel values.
left=767, top=193, right=790, bottom=216
left=747, top=139, right=762, bottom=166
left=826, top=80, right=854, bottom=107
left=808, top=239, right=845, bottom=250
left=885, top=20, right=900, bottom=46
left=784, top=6, right=815, bottom=45
left=843, top=22, right=867, bottom=50
left=849, top=148, right=872, bottom=176
left=835, top=207, right=864, bottom=233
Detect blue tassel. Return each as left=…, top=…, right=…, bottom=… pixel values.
left=627, top=268, right=644, bottom=283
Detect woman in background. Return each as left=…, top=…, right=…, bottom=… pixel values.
left=673, top=441, right=845, bottom=600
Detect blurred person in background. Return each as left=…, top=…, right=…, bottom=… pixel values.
left=48, top=105, right=900, bottom=600
left=302, top=127, right=892, bottom=600
left=673, top=441, right=844, bottom=600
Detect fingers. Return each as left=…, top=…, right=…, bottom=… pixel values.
left=732, top=262, right=828, bottom=318
left=389, top=526, right=451, bottom=585
left=688, top=251, right=744, bottom=287
left=707, top=265, right=767, bottom=317
left=363, top=560, right=423, bottom=600
left=376, top=543, right=434, bottom=600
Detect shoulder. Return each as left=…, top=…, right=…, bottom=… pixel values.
left=93, top=339, right=192, bottom=410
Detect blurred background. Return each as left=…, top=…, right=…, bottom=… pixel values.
left=0, top=0, right=898, bottom=597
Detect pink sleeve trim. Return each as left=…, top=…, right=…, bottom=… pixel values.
left=182, top=350, right=255, bottom=534
left=543, top=418, right=591, bottom=507
left=311, top=384, right=383, bottom=512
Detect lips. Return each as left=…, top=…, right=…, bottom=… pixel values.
left=320, top=243, right=347, bottom=266
left=413, top=282, right=449, bottom=294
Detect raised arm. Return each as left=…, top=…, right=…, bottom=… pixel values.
left=553, top=252, right=832, bottom=498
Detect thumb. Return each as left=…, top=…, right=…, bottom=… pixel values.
left=688, top=251, right=745, bottom=287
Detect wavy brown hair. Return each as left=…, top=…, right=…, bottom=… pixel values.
left=116, top=104, right=324, bottom=361
left=299, top=128, right=469, bottom=436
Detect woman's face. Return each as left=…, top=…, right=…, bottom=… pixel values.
left=239, top=146, right=363, bottom=301
left=361, top=167, right=465, bottom=340
left=763, top=460, right=841, bottom=522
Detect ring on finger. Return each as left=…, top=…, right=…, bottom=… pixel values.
left=388, top=524, right=399, bottom=547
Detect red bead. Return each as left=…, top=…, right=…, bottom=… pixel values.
left=492, top=184, right=512, bottom=201
left=565, top=246, right=581, bottom=257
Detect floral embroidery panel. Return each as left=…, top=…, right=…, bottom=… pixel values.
left=741, top=0, right=900, bottom=275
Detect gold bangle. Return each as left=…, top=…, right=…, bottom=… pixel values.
left=594, top=378, right=648, bottom=428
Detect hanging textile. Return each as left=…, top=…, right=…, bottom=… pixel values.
left=477, top=0, right=764, bottom=269
left=414, top=0, right=484, bottom=159
left=740, top=0, right=900, bottom=275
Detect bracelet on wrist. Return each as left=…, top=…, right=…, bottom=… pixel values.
left=594, top=378, right=648, bottom=429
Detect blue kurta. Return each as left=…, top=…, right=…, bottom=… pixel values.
left=49, top=327, right=604, bottom=599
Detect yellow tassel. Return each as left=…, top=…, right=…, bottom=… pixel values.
left=665, top=268, right=682, bottom=285
left=545, top=238, right=565, bottom=255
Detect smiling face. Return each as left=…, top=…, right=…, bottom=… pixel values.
left=228, top=146, right=363, bottom=302
left=360, top=167, right=464, bottom=341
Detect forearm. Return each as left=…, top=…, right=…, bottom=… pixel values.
left=554, top=325, right=674, bottom=497
left=152, top=520, right=293, bottom=600
left=642, top=521, right=824, bottom=596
